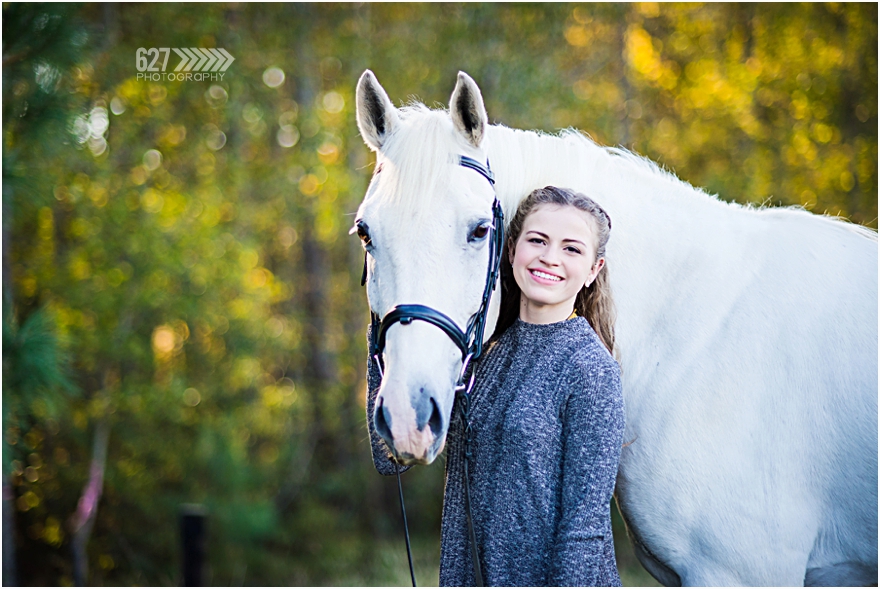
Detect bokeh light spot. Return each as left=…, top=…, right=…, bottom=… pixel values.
left=143, top=149, right=162, bottom=171
left=317, top=142, right=339, bottom=164
left=299, top=174, right=320, bottom=195
left=263, top=66, right=286, bottom=88
left=110, top=97, right=126, bottom=115
left=205, top=84, right=228, bottom=107
left=322, top=91, right=345, bottom=114
left=205, top=125, right=227, bottom=151
left=277, top=125, right=300, bottom=148
left=88, top=106, right=109, bottom=137
left=183, top=388, right=201, bottom=406
left=279, top=108, right=298, bottom=126
left=88, top=136, right=107, bottom=156
left=152, top=326, right=176, bottom=355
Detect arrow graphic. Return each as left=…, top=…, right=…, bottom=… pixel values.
left=169, top=48, right=236, bottom=73
left=172, top=48, right=190, bottom=71
left=216, top=48, right=235, bottom=72
left=201, top=49, right=218, bottom=72
left=208, top=49, right=225, bottom=71
left=181, top=48, right=199, bottom=71
left=191, top=48, right=210, bottom=72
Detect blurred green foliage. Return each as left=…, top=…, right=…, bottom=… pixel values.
left=3, top=3, right=875, bottom=586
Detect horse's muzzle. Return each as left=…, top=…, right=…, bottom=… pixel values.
left=375, top=394, right=447, bottom=464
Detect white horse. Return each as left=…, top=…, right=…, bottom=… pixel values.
left=353, top=70, right=878, bottom=586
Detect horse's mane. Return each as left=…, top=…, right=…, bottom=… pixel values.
left=578, top=129, right=878, bottom=241
left=368, top=104, right=461, bottom=221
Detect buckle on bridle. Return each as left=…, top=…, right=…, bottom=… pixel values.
left=455, top=352, right=476, bottom=395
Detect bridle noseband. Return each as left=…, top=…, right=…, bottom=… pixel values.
left=362, top=155, right=501, bottom=587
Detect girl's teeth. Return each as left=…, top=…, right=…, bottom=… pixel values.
left=533, top=270, right=560, bottom=281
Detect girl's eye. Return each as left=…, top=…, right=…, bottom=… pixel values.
left=565, top=246, right=582, bottom=254
left=528, top=237, right=545, bottom=245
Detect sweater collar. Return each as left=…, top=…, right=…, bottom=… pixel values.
left=510, top=315, right=586, bottom=338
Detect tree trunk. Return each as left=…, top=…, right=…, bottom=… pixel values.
left=2, top=474, right=16, bottom=586
left=70, top=419, right=110, bottom=586
left=274, top=4, right=331, bottom=514
left=2, top=168, right=17, bottom=587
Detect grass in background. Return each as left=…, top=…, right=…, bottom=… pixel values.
left=613, top=499, right=663, bottom=587
left=326, top=501, right=663, bottom=587
left=326, top=538, right=440, bottom=587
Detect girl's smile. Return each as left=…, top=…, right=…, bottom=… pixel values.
left=529, top=268, right=563, bottom=283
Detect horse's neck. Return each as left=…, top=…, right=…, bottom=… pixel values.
left=485, top=124, right=740, bottom=348
left=488, top=126, right=707, bottom=270
left=486, top=125, right=686, bottom=231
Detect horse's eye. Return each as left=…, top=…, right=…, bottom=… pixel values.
left=356, top=221, right=372, bottom=248
left=470, top=222, right=491, bottom=242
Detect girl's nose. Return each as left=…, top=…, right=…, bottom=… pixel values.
left=540, top=248, right=560, bottom=265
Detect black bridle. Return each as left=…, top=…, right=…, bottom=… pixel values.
left=363, top=155, right=502, bottom=587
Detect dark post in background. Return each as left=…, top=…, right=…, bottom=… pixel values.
left=180, top=504, right=208, bottom=586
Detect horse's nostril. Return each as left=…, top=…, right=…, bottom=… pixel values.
left=375, top=397, right=393, bottom=444
left=428, top=397, right=443, bottom=438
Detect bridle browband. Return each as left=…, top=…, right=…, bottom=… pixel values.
left=363, top=155, right=501, bottom=587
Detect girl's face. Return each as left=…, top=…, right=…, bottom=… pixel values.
left=510, top=203, right=605, bottom=323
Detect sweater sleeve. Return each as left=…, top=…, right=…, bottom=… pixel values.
left=549, top=355, right=625, bottom=587
left=365, top=324, right=411, bottom=476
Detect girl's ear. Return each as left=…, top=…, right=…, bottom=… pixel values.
left=586, top=257, right=605, bottom=287
left=507, top=241, right=515, bottom=266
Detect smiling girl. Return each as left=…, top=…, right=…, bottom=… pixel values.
left=438, top=186, right=625, bottom=586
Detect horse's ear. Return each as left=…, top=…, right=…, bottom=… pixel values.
left=356, top=70, right=399, bottom=152
left=450, top=71, right=488, bottom=148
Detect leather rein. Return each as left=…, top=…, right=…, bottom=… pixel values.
left=364, top=155, right=502, bottom=586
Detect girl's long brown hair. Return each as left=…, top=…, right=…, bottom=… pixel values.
left=492, top=186, right=616, bottom=355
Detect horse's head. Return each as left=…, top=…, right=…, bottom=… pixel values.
left=354, top=70, right=500, bottom=465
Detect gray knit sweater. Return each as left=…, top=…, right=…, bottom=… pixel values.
left=366, top=316, right=625, bottom=587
